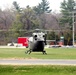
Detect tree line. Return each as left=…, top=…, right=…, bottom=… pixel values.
left=0, top=0, right=76, bottom=45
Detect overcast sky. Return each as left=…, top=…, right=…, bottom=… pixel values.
left=0, top=0, right=63, bottom=12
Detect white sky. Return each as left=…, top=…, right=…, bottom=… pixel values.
left=0, top=0, right=63, bottom=12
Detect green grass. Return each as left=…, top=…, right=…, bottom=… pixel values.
left=0, top=48, right=76, bottom=75
left=0, top=48, right=76, bottom=59
left=0, top=65, right=76, bottom=75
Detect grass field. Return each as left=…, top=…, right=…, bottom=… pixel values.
left=0, top=48, right=76, bottom=75
left=0, top=65, right=76, bottom=75
left=0, top=48, right=76, bottom=59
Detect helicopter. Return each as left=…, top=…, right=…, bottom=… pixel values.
left=25, top=29, right=47, bottom=54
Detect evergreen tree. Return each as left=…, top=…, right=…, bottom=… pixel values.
left=60, top=0, right=76, bottom=45
left=60, top=0, right=76, bottom=28
left=33, top=0, right=51, bottom=15
left=13, top=1, right=21, bottom=12
left=33, top=0, right=51, bottom=29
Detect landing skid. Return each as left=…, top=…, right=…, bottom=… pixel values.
left=25, top=49, right=47, bottom=54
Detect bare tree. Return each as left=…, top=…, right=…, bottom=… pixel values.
left=0, top=8, right=15, bottom=30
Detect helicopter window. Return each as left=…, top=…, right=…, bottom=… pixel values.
left=35, top=38, right=37, bottom=40
left=43, top=35, right=45, bottom=37
left=34, top=35, right=37, bottom=37
left=34, top=35, right=37, bottom=40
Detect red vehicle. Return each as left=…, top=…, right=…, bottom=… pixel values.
left=18, top=37, right=29, bottom=47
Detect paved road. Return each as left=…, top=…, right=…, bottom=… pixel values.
left=0, top=59, right=76, bottom=65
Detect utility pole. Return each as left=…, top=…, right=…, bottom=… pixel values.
left=72, top=6, right=76, bottom=47
left=72, top=11, right=75, bottom=46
